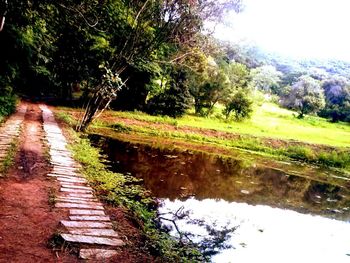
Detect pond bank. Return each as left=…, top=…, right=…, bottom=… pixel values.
left=56, top=107, right=350, bottom=174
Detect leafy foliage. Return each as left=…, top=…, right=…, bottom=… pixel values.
left=223, top=89, right=253, bottom=121
left=281, top=75, right=325, bottom=118
left=146, top=70, right=191, bottom=118
left=250, top=65, right=282, bottom=93
left=320, top=76, right=350, bottom=122
left=77, top=66, right=126, bottom=131
left=0, top=85, right=16, bottom=120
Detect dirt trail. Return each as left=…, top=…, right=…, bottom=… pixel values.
left=0, top=102, right=78, bottom=263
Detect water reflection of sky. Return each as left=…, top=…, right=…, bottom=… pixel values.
left=159, top=198, right=350, bottom=263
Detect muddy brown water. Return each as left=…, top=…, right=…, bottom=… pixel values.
left=90, top=134, right=350, bottom=263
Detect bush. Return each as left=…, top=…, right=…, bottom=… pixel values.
left=223, top=90, right=253, bottom=121
left=319, top=78, right=350, bottom=122
left=146, top=72, right=191, bottom=118
left=0, top=86, right=17, bottom=120
left=285, top=146, right=315, bottom=161
left=280, top=75, right=325, bottom=118
left=317, top=151, right=350, bottom=168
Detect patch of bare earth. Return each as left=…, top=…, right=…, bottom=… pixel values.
left=0, top=102, right=78, bottom=263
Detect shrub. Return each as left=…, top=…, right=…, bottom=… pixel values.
left=285, top=146, right=315, bottom=161
left=280, top=75, right=325, bottom=118
left=0, top=86, right=17, bottom=120
left=146, top=73, right=191, bottom=118
left=223, top=90, right=253, bottom=121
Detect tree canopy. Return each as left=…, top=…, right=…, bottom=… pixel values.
left=281, top=75, right=325, bottom=118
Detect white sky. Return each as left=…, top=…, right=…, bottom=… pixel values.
left=215, top=0, right=350, bottom=61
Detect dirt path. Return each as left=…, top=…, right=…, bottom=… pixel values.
left=0, top=102, right=78, bottom=263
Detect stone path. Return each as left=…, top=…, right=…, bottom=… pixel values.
left=0, top=104, right=27, bottom=171
left=40, top=105, right=124, bottom=260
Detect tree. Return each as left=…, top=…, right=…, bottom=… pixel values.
left=188, top=64, right=230, bottom=116
left=281, top=75, right=325, bottom=118
left=224, top=62, right=250, bottom=90
left=146, top=69, right=191, bottom=118
left=223, top=89, right=253, bottom=121
left=320, top=76, right=350, bottom=122
left=308, top=67, right=329, bottom=81
left=250, top=65, right=283, bottom=93
left=76, top=66, right=126, bottom=132
left=0, top=0, right=8, bottom=32
left=72, top=0, right=243, bottom=130
left=0, top=0, right=243, bottom=130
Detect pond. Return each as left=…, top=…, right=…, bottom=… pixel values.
left=90, top=134, right=350, bottom=262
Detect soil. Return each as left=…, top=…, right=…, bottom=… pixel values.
left=0, top=102, right=155, bottom=263
left=0, top=102, right=78, bottom=262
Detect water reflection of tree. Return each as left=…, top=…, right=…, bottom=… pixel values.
left=158, top=206, right=238, bottom=260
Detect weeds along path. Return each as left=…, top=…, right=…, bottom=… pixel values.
left=0, top=102, right=78, bottom=262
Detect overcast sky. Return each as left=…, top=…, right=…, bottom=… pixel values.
left=214, top=0, right=350, bottom=61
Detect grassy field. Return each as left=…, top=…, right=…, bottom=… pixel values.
left=112, top=103, right=350, bottom=148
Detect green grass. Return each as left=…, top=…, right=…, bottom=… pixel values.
left=112, top=103, right=350, bottom=147
left=0, top=138, right=19, bottom=176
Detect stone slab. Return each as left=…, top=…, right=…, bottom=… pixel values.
left=69, top=215, right=110, bottom=221
left=48, top=173, right=83, bottom=179
left=57, top=181, right=79, bottom=186
left=50, top=160, right=76, bottom=166
left=51, top=163, right=81, bottom=169
left=69, top=228, right=118, bottom=237
left=56, top=177, right=87, bottom=183
left=51, top=170, right=81, bottom=177
left=58, top=183, right=84, bottom=189
left=52, top=168, right=80, bottom=174
left=52, top=173, right=80, bottom=179
left=61, top=220, right=112, bottom=228
left=52, top=165, right=77, bottom=170
left=56, top=199, right=101, bottom=205
left=60, top=187, right=92, bottom=194
left=52, top=158, right=75, bottom=164
left=57, top=196, right=98, bottom=202
left=70, top=209, right=105, bottom=216
left=55, top=203, right=104, bottom=210
left=63, top=193, right=95, bottom=198
left=60, top=184, right=92, bottom=190
left=79, top=249, right=118, bottom=260
left=61, top=234, right=123, bottom=246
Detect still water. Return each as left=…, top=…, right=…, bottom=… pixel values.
left=91, top=134, right=350, bottom=262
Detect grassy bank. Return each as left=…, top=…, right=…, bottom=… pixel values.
left=57, top=118, right=205, bottom=262
left=111, top=103, right=350, bottom=147
left=93, top=124, right=350, bottom=172
left=55, top=102, right=350, bottom=173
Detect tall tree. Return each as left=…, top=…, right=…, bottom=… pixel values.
left=73, top=0, right=243, bottom=130
left=320, top=76, right=350, bottom=122
left=281, top=75, right=325, bottom=118
left=250, top=65, right=283, bottom=93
